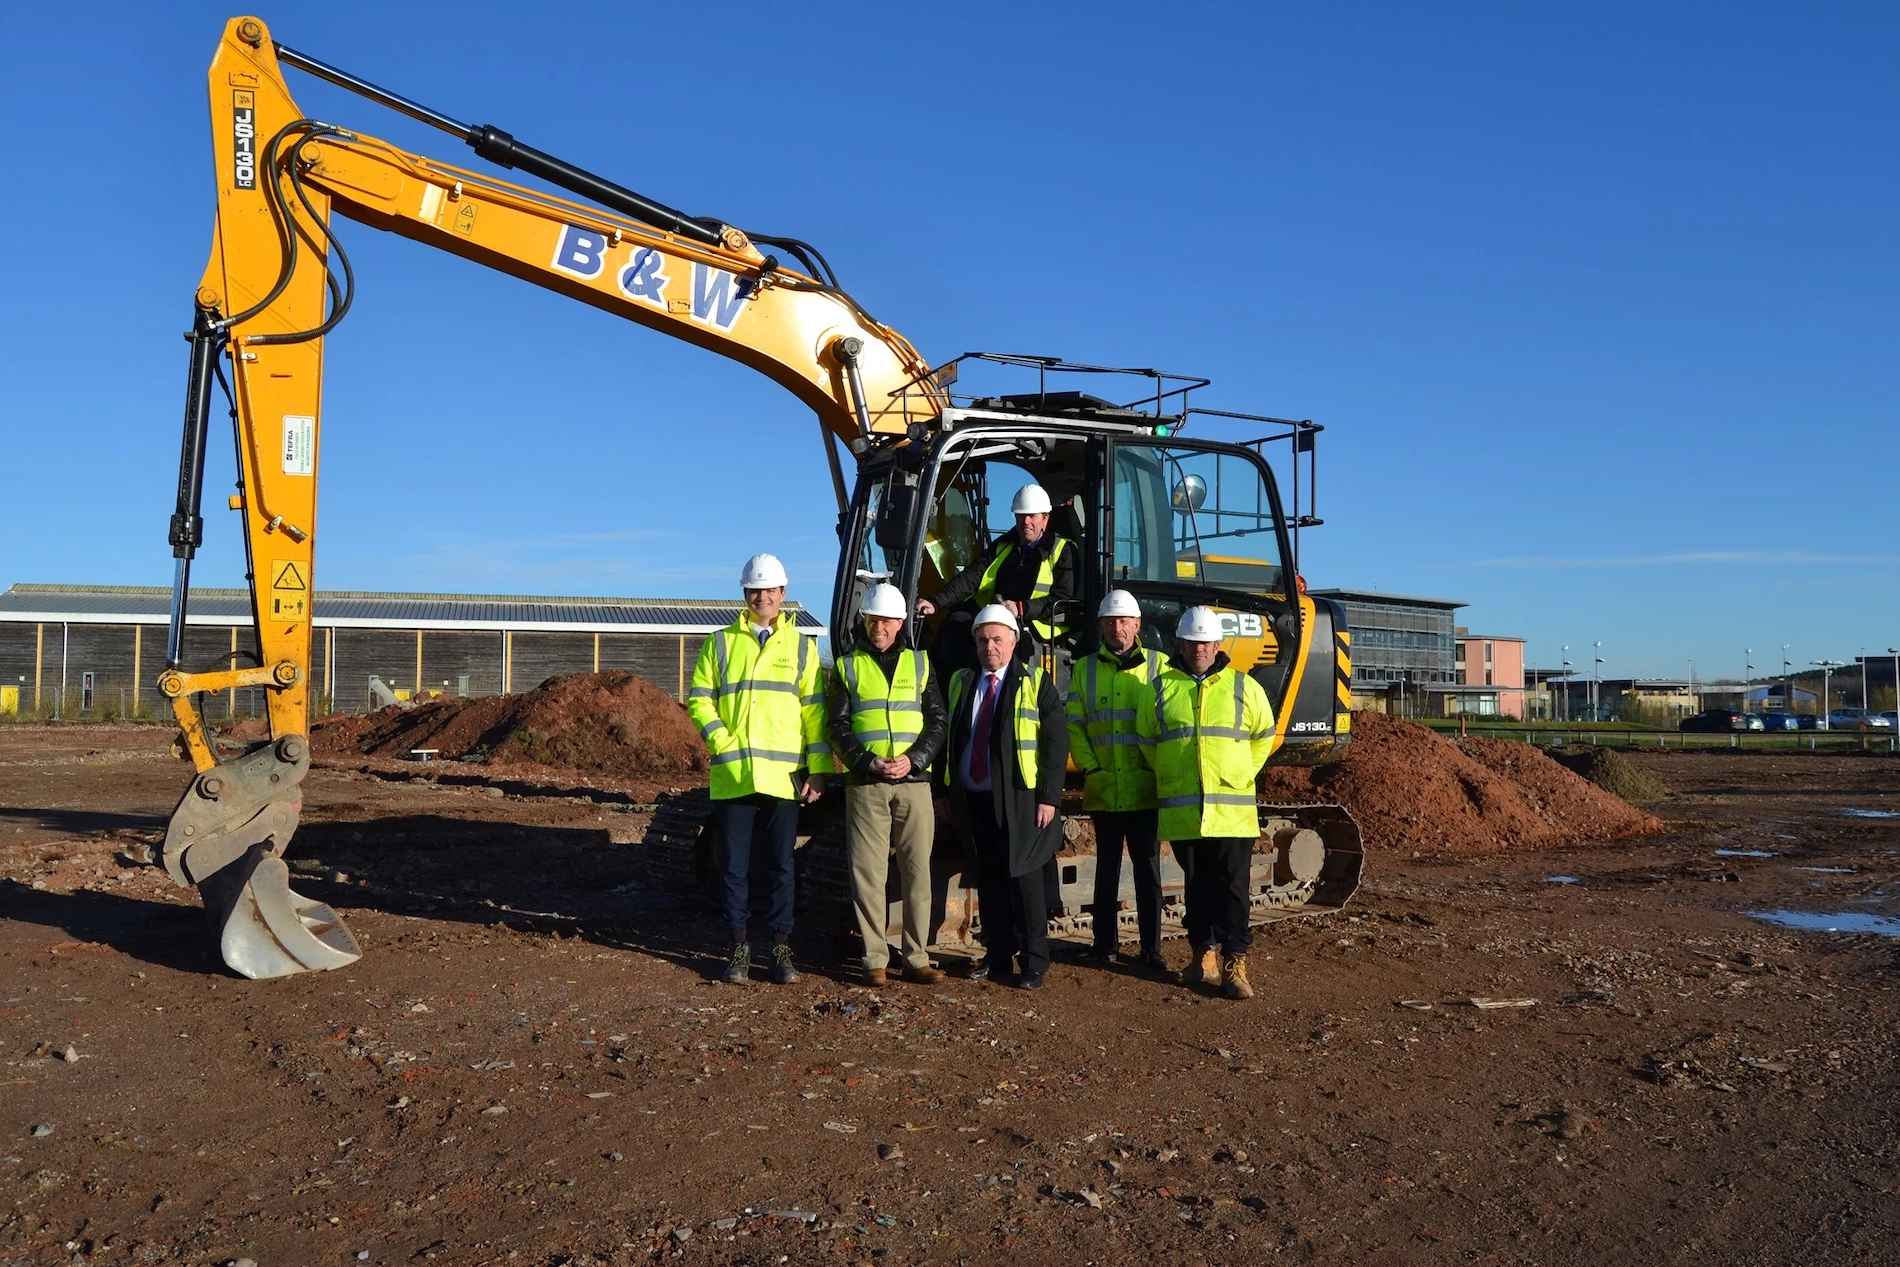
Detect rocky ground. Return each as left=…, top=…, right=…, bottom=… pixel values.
left=2, top=726, right=1897, bottom=1265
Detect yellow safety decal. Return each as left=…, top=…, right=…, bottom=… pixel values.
left=454, top=202, right=477, bottom=235
left=270, top=561, right=308, bottom=620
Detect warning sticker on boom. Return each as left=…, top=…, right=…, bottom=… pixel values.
left=270, top=561, right=307, bottom=620
left=282, top=415, right=314, bottom=475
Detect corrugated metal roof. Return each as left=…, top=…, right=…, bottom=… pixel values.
left=0, top=584, right=826, bottom=636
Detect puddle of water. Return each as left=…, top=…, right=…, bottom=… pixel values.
left=1716, top=849, right=1776, bottom=858
left=1776, top=834, right=1799, bottom=841
left=1844, top=809, right=1898, bottom=819
left=1544, top=876, right=1581, bottom=885
left=1747, top=910, right=1900, bottom=937
left=1794, top=866, right=1857, bottom=874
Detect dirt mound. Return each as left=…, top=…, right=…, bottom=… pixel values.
left=1546, top=743, right=1672, bottom=803
left=310, top=671, right=706, bottom=779
left=1256, top=711, right=1662, bottom=855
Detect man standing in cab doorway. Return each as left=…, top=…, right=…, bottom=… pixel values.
left=1139, top=606, right=1277, bottom=999
left=827, top=583, right=948, bottom=987
left=686, top=553, right=829, bottom=986
left=943, top=605, right=1067, bottom=989
left=916, top=483, right=1078, bottom=663
left=1067, top=589, right=1168, bottom=970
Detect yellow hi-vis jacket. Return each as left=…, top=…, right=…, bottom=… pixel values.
left=975, top=537, right=1072, bottom=642
left=1138, top=658, right=1276, bottom=839
left=836, top=646, right=929, bottom=760
left=942, top=663, right=1047, bottom=789
left=1067, top=644, right=1164, bottom=812
left=687, top=611, right=830, bottom=800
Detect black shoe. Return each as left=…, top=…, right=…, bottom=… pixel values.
left=769, top=943, right=801, bottom=985
left=721, top=943, right=751, bottom=985
left=1017, top=972, right=1045, bottom=990
left=1136, top=948, right=1169, bottom=973
left=968, top=960, right=991, bottom=981
left=1080, top=944, right=1117, bottom=961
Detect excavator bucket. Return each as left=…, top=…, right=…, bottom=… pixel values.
left=196, top=844, right=360, bottom=979
left=160, top=734, right=362, bottom=979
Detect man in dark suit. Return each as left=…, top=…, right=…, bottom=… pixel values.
left=942, top=604, right=1068, bottom=989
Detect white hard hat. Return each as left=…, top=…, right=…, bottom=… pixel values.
left=860, top=583, right=908, bottom=620
left=972, top=603, right=1020, bottom=634
left=1098, top=589, right=1141, bottom=619
left=740, top=553, right=788, bottom=590
left=1175, top=606, right=1224, bottom=643
left=1010, top=484, right=1053, bottom=516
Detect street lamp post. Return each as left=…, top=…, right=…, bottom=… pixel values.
left=1593, top=642, right=1604, bottom=721
left=1812, top=659, right=1845, bottom=729
left=1890, top=647, right=1899, bottom=726
left=1861, top=647, right=1869, bottom=709
left=1561, top=645, right=1571, bottom=723
left=1744, top=648, right=1753, bottom=714
left=1781, top=645, right=1792, bottom=714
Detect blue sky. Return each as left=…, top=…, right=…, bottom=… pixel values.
left=1, top=2, right=1895, bottom=678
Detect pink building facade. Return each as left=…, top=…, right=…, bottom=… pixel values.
left=1442, top=632, right=1527, bottom=719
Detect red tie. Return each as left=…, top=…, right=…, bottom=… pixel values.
left=971, top=672, right=998, bottom=783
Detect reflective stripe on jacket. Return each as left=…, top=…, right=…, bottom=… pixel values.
left=943, top=663, right=1046, bottom=789
left=1066, top=645, right=1164, bottom=812
left=1138, top=663, right=1276, bottom=839
left=685, top=612, right=829, bottom=800
left=837, top=647, right=930, bottom=760
left=976, top=537, right=1072, bottom=640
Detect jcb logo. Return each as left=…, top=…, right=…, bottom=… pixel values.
left=1217, top=611, right=1264, bottom=639
left=232, top=91, right=256, bottom=190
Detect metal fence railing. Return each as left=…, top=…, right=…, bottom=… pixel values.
left=1426, top=722, right=1898, bottom=754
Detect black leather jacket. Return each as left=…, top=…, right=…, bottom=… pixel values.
left=825, top=633, right=948, bottom=785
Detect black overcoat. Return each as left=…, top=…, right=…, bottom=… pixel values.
left=943, top=659, right=1067, bottom=878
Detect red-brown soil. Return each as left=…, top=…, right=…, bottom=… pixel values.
left=4, top=726, right=1898, bottom=1264
left=1258, top=711, right=1662, bottom=855
left=310, top=671, right=705, bottom=780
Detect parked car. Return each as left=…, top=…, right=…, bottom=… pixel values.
left=1826, top=708, right=1895, bottom=731
left=1796, top=713, right=1822, bottom=730
left=1756, top=712, right=1802, bottom=732
left=1680, top=709, right=1760, bottom=733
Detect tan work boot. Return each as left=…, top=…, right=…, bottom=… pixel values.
left=903, top=963, right=945, bottom=985
left=863, top=966, right=889, bottom=988
left=1221, top=953, right=1254, bottom=1000
left=1178, top=944, right=1219, bottom=987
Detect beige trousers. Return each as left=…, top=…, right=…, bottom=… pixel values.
left=845, top=780, right=935, bottom=970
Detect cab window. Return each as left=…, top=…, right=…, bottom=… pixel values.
left=1112, top=445, right=1285, bottom=596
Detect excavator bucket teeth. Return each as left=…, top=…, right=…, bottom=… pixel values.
left=198, top=842, right=362, bottom=979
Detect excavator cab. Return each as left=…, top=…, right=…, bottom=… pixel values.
left=831, top=355, right=1351, bottom=767
left=830, top=355, right=1361, bottom=940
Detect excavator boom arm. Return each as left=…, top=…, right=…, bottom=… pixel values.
left=157, top=16, right=943, bottom=978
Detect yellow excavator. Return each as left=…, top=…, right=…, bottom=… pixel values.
left=159, top=16, right=1360, bottom=978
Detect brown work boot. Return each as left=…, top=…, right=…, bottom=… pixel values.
left=863, top=966, right=889, bottom=988
left=903, top=963, right=945, bottom=985
left=1221, top=953, right=1254, bottom=1000
left=1185, top=944, right=1219, bottom=987
left=1178, top=944, right=1218, bottom=987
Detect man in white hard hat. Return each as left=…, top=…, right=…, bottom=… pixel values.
left=1067, top=589, right=1168, bottom=970
left=916, top=483, right=1077, bottom=660
left=941, top=604, right=1067, bottom=989
left=1138, top=606, right=1277, bottom=1000
left=686, top=553, right=829, bottom=986
left=826, top=583, right=949, bottom=987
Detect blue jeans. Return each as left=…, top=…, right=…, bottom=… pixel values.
left=713, top=793, right=798, bottom=941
